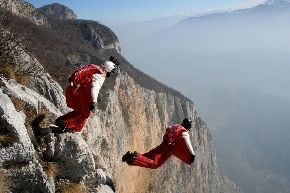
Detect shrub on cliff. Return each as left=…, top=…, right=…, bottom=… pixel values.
left=0, top=12, right=42, bottom=85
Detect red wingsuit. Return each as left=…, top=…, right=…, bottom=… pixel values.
left=60, top=64, right=107, bottom=132
left=132, top=124, right=195, bottom=169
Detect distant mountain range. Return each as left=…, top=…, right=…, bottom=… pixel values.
left=149, top=0, right=290, bottom=53
left=265, top=0, right=290, bottom=5
left=115, top=0, right=290, bottom=58
left=181, top=0, right=290, bottom=21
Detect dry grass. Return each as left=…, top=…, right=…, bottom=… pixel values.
left=10, top=96, right=28, bottom=113
left=16, top=75, right=31, bottom=88
left=57, top=182, right=87, bottom=193
left=10, top=96, right=38, bottom=124
left=0, top=169, right=11, bottom=193
left=0, top=122, right=18, bottom=148
left=44, top=162, right=59, bottom=179
left=10, top=95, right=53, bottom=128
left=9, top=96, right=37, bottom=141
left=0, top=64, right=16, bottom=80
left=0, top=134, right=17, bottom=147
left=9, top=96, right=52, bottom=142
left=0, top=64, right=31, bottom=87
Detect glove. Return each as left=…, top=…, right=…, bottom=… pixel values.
left=190, top=154, right=195, bottom=165
left=89, top=102, right=98, bottom=112
left=106, top=72, right=111, bottom=77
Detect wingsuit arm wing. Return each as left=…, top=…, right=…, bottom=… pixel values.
left=182, top=132, right=195, bottom=155
left=91, top=66, right=106, bottom=103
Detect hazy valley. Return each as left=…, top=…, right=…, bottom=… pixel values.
left=113, top=1, right=290, bottom=192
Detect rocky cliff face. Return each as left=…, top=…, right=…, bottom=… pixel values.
left=0, top=0, right=121, bottom=53
left=0, top=66, right=243, bottom=193
left=0, top=0, right=76, bottom=25
left=0, top=0, right=48, bottom=25
left=0, top=1, right=243, bottom=193
left=91, top=72, right=242, bottom=193
left=76, top=20, right=122, bottom=53
left=37, top=3, right=77, bottom=20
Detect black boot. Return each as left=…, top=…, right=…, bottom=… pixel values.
left=31, top=114, right=45, bottom=130
left=122, top=151, right=138, bottom=165
left=31, top=114, right=46, bottom=143
left=54, top=116, right=67, bottom=130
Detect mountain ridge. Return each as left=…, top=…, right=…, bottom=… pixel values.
left=180, top=0, right=290, bottom=23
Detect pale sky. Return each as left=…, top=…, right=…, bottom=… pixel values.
left=26, top=0, right=266, bottom=25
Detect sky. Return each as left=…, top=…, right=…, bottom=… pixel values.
left=25, top=0, right=266, bottom=25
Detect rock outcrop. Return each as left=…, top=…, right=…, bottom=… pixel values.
left=76, top=20, right=122, bottom=53
left=0, top=0, right=48, bottom=26
left=0, top=1, right=121, bottom=53
left=0, top=76, right=115, bottom=192
left=0, top=0, right=33, bottom=15
left=37, top=3, right=77, bottom=20
left=0, top=82, right=55, bottom=193
left=87, top=72, right=243, bottom=193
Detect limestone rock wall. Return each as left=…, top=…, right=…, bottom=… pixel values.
left=0, top=61, right=242, bottom=193
left=0, top=77, right=115, bottom=192
left=82, top=72, right=243, bottom=193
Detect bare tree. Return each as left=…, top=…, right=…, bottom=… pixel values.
left=0, top=12, right=43, bottom=78
left=0, top=14, right=16, bottom=66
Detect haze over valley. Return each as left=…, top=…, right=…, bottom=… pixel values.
left=113, top=1, right=290, bottom=193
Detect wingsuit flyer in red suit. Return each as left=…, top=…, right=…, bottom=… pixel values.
left=122, top=118, right=196, bottom=169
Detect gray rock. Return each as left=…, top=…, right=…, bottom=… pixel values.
left=96, top=184, right=115, bottom=193
left=53, top=133, right=95, bottom=182
left=77, top=20, right=121, bottom=53
left=38, top=3, right=77, bottom=20
left=0, top=78, right=62, bottom=117
left=0, top=88, right=54, bottom=192
left=0, top=0, right=49, bottom=26
left=96, top=169, right=107, bottom=184
left=6, top=160, right=54, bottom=193
left=0, top=87, right=34, bottom=163
left=31, top=75, right=69, bottom=113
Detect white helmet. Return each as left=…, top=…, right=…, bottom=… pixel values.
left=102, top=61, right=117, bottom=72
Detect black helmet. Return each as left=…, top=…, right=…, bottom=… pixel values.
left=105, top=56, right=119, bottom=77
left=109, top=56, right=119, bottom=66
left=182, top=117, right=192, bottom=130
